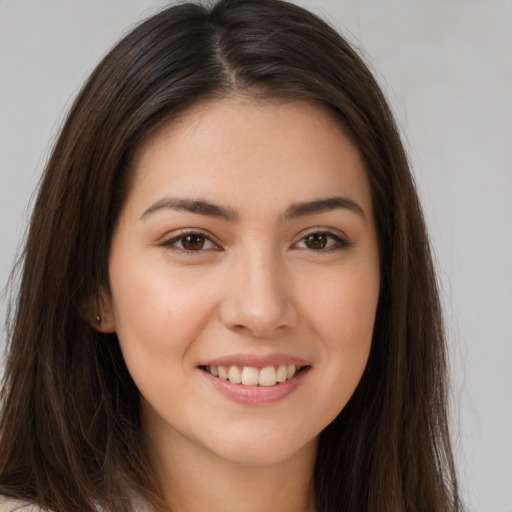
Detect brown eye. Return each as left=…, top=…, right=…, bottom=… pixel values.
left=163, top=232, right=218, bottom=252
left=181, top=234, right=205, bottom=250
left=304, top=233, right=328, bottom=250
left=295, top=232, right=348, bottom=251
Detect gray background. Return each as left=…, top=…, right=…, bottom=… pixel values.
left=1, top=1, right=511, bottom=511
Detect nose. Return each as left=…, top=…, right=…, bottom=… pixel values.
left=218, top=247, right=299, bottom=338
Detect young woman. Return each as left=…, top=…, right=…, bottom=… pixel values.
left=0, top=1, right=463, bottom=511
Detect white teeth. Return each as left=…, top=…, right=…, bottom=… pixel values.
left=259, top=366, right=277, bottom=386
left=286, top=364, right=296, bottom=379
left=218, top=365, right=228, bottom=380
left=241, top=366, right=259, bottom=386
left=276, top=364, right=287, bottom=383
left=227, top=366, right=242, bottom=384
left=205, top=364, right=301, bottom=386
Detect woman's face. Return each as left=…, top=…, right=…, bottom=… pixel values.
left=105, top=97, right=380, bottom=467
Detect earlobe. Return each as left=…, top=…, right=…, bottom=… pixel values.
left=82, top=292, right=116, bottom=333
left=94, top=312, right=116, bottom=333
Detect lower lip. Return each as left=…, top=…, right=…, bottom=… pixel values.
left=200, top=367, right=310, bottom=405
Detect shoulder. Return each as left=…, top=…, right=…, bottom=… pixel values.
left=0, top=496, right=45, bottom=512
left=0, top=496, right=148, bottom=512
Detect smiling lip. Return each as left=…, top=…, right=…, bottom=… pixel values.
left=200, top=367, right=309, bottom=405
left=198, top=353, right=311, bottom=405
left=200, top=353, right=310, bottom=368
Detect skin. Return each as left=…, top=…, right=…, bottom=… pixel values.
left=101, top=97, right=380, bottom=512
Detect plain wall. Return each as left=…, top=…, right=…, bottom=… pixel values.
left=1, top=1, right=511, bottom=511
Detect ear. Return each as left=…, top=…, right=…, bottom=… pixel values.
left=81, top=291, right=116, bottom=333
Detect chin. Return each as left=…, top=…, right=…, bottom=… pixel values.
left=201, top=424, right=318, bottom=467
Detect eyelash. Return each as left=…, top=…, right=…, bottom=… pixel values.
left=293, top=230, right=352, bottom=252
left=160, top=229, right=352, bottom=254
left=161, top=229, right=220, bottom=254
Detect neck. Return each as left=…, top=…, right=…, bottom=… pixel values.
left=145, top=425, right=317, bottom=512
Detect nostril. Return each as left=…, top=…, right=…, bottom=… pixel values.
left=231, top=324, right=247, bottom=333
left=217, top=294, right=299, bottom=337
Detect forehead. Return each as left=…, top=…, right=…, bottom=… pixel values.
left=125, top=96, right=372, bottom=219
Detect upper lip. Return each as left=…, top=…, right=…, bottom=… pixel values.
left=199, top=353, right=311, bottom=368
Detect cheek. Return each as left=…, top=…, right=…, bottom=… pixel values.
left=108, top=262, right=223, bottom=416
left=300, top=264, right=379, bottom=412
left=306, top=266, right=379, bottom=347
left=109, top=255, right=219, bottom=367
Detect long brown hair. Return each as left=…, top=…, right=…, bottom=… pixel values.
left=0, top=1, right=463, bottom=511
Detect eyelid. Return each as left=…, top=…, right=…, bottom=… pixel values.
left=158, top=227, right=351, bottom=253
left=292, top=227, right=352, bottom=250
left=160, top=228, right=221, bottom=252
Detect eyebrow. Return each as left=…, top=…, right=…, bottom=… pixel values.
left=140, top=198, right=239, bottom=221
left=283, top=196, right=365, bottom=220
left=140, top=195, right=365, bottom=222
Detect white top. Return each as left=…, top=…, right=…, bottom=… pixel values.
left=0, top=496, right=43, bottom=511
left=0, top=495, right=147, bottom=512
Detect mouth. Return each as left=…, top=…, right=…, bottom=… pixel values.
left=199, top=364, right=308, bottom=387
